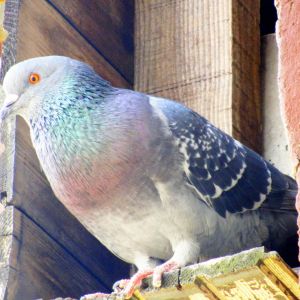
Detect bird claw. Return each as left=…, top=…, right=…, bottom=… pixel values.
left=112, top=279, right=130, bottom=293
left=111, top=260, right=180, bottom=298
left=113, top=270, right=153, bottom=299
left=152, top=260, right=180, bottom=288
left=79, top=277, right=142, bottom=300
left=81, top=260, right=181, bottom=300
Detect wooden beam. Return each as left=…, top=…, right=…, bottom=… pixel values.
left=1, top=206, right=103, bottom=299
left=16, top=0, right=130, bottom=88
left=47, top=0, right=134, bottom=84
left=134, top=0, right=261, bottom=152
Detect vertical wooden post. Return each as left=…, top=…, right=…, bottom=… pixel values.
left=135, top=0, right=261, bottom=152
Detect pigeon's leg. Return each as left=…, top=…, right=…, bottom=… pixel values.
left=115, top=269, right=153, bottom=297
left=152, top=239, right=200, bottom=288
left=115, top=257, right=161, bottom=298
left=151, top=259, right=180, bottom=287
left=121, top=240, right=199, bottom=296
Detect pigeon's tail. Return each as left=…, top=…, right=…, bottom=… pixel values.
left=274, top=174, right=298, bottom=212
left=262, top=163, right=298, bottom=213
left=261, top=165, right=298, bottom=265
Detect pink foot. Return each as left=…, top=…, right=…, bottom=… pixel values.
left=152, top=260, right=180, bottom=287
left=113, top=260, right=181, bottom=298
left=80, top=261, right=181, bottom=299
left=112, top=279, right=130, bottom=293
left=117, top=269, right=153, bottom=298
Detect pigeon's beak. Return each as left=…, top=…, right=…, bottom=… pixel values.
left=0, top=93, right=19, bottom=121
left=0, top=93, right=18, bottom=156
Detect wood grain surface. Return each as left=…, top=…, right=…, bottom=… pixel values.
left=16, top=0, right=132, bottom=88
left=135, top=0, right=261, bottom=152
left=48, top=0, right=134, bottom=83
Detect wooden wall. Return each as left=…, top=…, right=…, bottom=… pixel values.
left=0, top=1, right=134, bottom=299
left=16, top=0, right=134, bottom=87
left=135, top=0, right=261, bottom=153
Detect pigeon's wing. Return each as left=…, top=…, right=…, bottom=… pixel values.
left=151, top=97, right=292, bottom=217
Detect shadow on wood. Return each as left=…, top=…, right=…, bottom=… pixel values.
left=0, top=116, right=130, bottom=300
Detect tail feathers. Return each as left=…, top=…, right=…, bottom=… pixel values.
left=261, top=164, right=298, bottom=213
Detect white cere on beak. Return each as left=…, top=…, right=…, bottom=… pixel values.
left=0, top=93, right=19, bottom=125
left=3, top=93, right=19, bottom=108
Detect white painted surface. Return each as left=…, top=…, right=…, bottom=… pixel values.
left=262, top=34, right=294, bottom=176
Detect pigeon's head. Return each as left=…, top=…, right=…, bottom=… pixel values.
left=0, top=56, right=90, bottom=123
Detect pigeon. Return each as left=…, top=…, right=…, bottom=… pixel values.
left=0, top=56, right=297, bottom=298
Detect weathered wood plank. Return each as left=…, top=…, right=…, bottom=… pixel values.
left=135, top=0, right=261, bottom=152
left=48, top=0, right=134, bottom=84
left=231, top=0, right=261, bottom=151
left=0, top=206, right=14, bottom=299
left=16, top=0, right=130, bottom=88
left=0, top=0, right=21, bottom=81
left=1, top=206, right=115, bottom=300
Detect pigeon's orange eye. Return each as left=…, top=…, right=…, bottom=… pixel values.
left=28, top=73, right=40, bottom=84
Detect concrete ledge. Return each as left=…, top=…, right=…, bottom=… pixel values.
left=57, top=248, right=299, bottom=300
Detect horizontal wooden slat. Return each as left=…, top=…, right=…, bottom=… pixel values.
left=48, top=0, right=134, bottom=84
left=16, top=0, right=130, bottom=88
left=1, top=206, right=114, bottom=300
